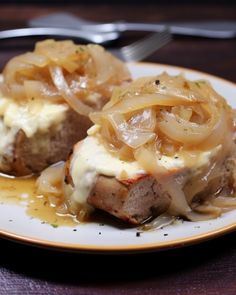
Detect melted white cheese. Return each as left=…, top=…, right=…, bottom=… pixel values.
left=0, top=76, right=69, bottom=168
left=70, top=136, right=145, bottom=204
left=69, top=135, right=222, bottom=206
left=0, top=97, right=68, bottom=138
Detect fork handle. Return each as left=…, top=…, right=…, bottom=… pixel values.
left=0, top=27, right=118, bottom=44
left=117, top=21, right=236, bottom=38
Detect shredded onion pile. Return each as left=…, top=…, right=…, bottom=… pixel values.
left=90, top=73, right=236, bottom=222
left=1, top=39, right=131, bottom=115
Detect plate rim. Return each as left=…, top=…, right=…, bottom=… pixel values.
left=128, top=61, right=236, bottom=87
left=1, top=61, right=236, bottom=253
left=2, top=219, right=236, bottom=254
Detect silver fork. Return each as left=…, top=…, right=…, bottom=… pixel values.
left=0, top=27, right=119, bottom=44
left=0, top=27, right=171, bottom=62
left=109, top=28, right=171, bottom=62
left=29, top=12, right=236, bottom=39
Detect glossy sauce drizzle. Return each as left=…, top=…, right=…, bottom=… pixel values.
left=0, top=175, right=77, bottom=227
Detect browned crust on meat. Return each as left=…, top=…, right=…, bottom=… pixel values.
left=64, top=147, right=75, bottom=186
left=87, top=174, right=171, bottom=225
left=2, top=108, right=92, bottom=176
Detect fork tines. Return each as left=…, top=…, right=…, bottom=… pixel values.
left=120, top=27, right=172, bottom=62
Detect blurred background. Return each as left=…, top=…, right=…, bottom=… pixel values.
left=0, top=0, right=235, bottom=80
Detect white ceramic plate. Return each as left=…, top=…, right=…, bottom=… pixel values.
left=1, top=62, right=236, bottom=253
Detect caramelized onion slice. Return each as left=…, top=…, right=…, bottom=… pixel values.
left=50, top=65, right=93, bottom=116
left=157, top=106, right=220, bottom=146
left=23, top=80, right=62, bottom=101
left=88, top=44, right=130, bottom=85
left=103, top=93, right=197, bottom=116
left=128, top=108, right=156, bottom=130
left=112, top=117, right=155, bottom=149
left=186, top=210, right=220, bottom=221
left=211, top=196, right=236, bottom=208
left=107, top=109, right=156, bottom=149
left=19, top=52, right=49, bottom=67
left=36, top=161, right=65, bottom=197
left=141, top=213, right=175, bottom=231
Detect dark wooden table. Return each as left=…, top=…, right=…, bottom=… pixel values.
left=0, top=3, right=236, bottom=295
